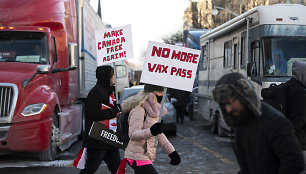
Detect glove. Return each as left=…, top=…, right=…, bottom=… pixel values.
left=111, top=104, right=121, bottom=116
left=150, top=122, right=164, bottom=136
left=169, top=151, right=181, bottom=165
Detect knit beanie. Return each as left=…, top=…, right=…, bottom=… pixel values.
left=144, top=84, right=164, bottom=92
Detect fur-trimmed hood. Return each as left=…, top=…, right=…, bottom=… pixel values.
left=121, top=90, right=167, bottom=118
left=212, top=72, right=261, bottom=128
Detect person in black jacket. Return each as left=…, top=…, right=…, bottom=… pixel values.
left=168, top=88, right=190, bottom=124
left=285, top=60, right=306, bottom=161
left=80, top=65, right=121, bottom=174
left=212, top=72, right=304, bottom=174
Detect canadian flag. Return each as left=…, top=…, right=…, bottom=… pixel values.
left=100, top=103, right=118, bottom=132
left=73, top=147, right=87, bottom=169
left=101, top=104, right=111, bottom=110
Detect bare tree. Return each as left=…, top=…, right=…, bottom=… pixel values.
left=162, top=30, right=184, bottom=45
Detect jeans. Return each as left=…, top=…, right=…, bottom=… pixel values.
left=79, top=147, right=121, bottom=174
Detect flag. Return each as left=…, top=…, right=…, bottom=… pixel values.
left=73, top=147, right=87, bottom=169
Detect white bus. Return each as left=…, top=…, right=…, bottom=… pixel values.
left=198, top=4, right=306, bottom=136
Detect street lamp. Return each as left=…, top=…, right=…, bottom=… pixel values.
left=211, top=5, right=239, bottom=17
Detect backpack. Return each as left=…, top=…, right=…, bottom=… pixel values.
left=261, top=83, right=287, bottom=115
left=116, top=110, right=147, bottom=147
left=116, top=112, right=130, bottom=144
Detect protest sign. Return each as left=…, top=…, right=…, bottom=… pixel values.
left=140, top=41, right=201, bottom=92
left=95, top=25, right=133, bottom=66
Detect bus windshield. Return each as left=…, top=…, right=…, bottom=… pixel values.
left=262, top=37, right=306, bottom=77
left=0, top=31, right=49, bottom=64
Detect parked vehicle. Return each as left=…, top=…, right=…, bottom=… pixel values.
left=197, top=4, right=306, bottom=137
left=183, top=29, right=210, bottom=121
left=0, top=0, right=126, bottom=161
left=119, top=85, right=177, bottom=135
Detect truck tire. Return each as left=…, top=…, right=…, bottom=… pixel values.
left=38, top=110, right=59, bottom=161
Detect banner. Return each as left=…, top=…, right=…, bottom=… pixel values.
left=88, top=121, right=127, bottom=149
left=95, top=25, right=133, bottom=66
left=140, top=41, right=201, bottom=92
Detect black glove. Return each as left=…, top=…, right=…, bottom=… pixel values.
left=150, top=122, right=164, bottom=136
left=111, top=104, right=121, bottom=116
left=169, top=151, right=181, bottom=165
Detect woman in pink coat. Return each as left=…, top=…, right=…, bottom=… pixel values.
left=118, top=84, right=181, bottom=174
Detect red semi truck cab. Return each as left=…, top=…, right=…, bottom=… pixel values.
left=0, top=0, right=84, bottom=160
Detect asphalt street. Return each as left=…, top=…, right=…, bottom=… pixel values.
left=0, top=118, right=239, bottom=174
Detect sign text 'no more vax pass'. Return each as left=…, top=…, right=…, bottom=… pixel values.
left=95, top=24, right=133, bottom=66
left=140, top=41, right=201, bottom=92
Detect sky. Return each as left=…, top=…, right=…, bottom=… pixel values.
left=90, top=0, right=190, bottom=69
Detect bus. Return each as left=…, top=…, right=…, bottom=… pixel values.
left=197, top=4, right=306, bottom=136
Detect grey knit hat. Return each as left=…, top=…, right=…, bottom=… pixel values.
left=144, top=84, right=164, bottom=92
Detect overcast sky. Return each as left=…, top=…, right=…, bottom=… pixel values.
left=90, top=0, right=190, bottom=69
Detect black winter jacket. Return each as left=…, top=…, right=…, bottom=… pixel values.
left=285, top=77, right=306, bottom=150
left=82, top=84, right=118, bottom=150
left=168, top=89, right=190, bottom=107
left=234, top=102, right=304, bottom=174
left=82, top=65, right=119, bottom=150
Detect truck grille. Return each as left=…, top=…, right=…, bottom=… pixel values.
left=0, top=87, right=14, bottom=117
left=0, top=84, right=18, bottom=122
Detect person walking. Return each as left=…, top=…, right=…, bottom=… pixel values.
left=285, top=60, right=306, bottom=163
left=79, top=65, right=121, bottom=174
left=117, top=84, right=181, bottom=174
left=168, top=88, right=190, bottom=124
left=212, top=72, right=304, bottom=174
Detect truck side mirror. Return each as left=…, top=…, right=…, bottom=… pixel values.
left=36, top=65, right=50, bottom=74
left=247, top=62, right=257, bottom=77
left=68, top=43, right=78, bottom=70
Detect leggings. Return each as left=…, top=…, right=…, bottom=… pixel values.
left=129, top=160, right=158, bottom=174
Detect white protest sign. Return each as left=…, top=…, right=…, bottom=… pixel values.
left=95, top=25, right=133, bottom=66
left=140, top=41, right=200, bottom=92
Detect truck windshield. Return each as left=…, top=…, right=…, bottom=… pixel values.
left=0, top=31, right=49, bottom=64
left=262, top=37, right=306, bottom=77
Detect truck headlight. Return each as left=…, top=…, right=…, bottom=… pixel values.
left=22, top=103, right=47, bottom=116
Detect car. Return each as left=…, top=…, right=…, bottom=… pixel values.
left=119, top=85, right=177, bottom=135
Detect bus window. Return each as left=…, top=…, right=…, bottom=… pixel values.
left=262, top=37, right=306, bottom=76
left=234, top=44, right=238, bottom=69
left=240, top=37, right=246, bottom=67
left=224, top=40, right=232, bottom=68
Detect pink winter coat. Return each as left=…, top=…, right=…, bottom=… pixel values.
left=121, top=91, right=175, bottom=161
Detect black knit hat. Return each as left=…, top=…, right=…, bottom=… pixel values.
left=144, top=84, right=164, bottom=92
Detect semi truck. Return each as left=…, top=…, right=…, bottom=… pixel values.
left=0, top=0, right=111, bottom=160
left=198, top=4, right=306, bottom=136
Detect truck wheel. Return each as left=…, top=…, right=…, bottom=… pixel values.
left=210, top=113, right=218, bottom=134
left=38, top=111, right=59, bottom=161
